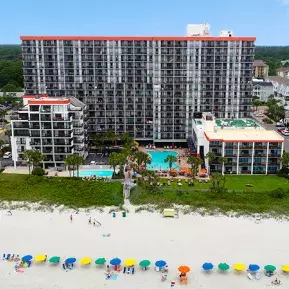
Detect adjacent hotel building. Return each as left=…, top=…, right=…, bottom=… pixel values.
left=10, top=95, right=88, bottom=168
left=192, top=113, right=284, bottom=174
left=21, top=24, right=256, bottom=143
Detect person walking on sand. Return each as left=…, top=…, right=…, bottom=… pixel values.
left=88, top=217, right=91, bottom=224
left=69, top=214, right=73, bottom=222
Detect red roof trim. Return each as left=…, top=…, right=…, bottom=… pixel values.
left=28, top=100, right=70, bottom=105
left=20, top=36, right=256, bottom=41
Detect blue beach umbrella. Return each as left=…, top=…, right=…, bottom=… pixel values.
left=110, top=258, right=121, bottom=266
left=202, top=262, right=214, bottom=271
left=22, top=255, right=33, bottom=262
left=65, top=257, right=76, bottom=264
left=248, top=264, right=260, bottom=272
left=155, top=260, right=167, bottom=268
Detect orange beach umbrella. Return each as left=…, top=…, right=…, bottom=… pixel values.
left=178, top=265, right=190, bottom=273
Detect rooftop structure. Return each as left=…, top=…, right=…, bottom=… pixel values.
left=11, top=95, right=88, bottom=169
left=192, top=113, right=283, bottom=175
left=253, top=60, right=269, bottom=79
left=21, top=25, right=255, bottom=143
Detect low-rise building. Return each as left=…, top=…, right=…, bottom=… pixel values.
left=267, top=76, right=289, bottom=105
left=252, top=79, right=273, bottom=102
left=253, top=60, right=269, bottom=79
left=11, top=95, right=88, bottom=169
left=276, top=67, right=289, bottom=79
left=192, top=113, right=284, bottom=175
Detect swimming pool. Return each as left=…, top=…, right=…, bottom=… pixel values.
left=147, top=150, right=179, bottom=170
left=79, top=170, right=113, bottom=177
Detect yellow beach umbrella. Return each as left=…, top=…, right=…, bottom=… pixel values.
left=282, top=265, right=289, bottom=272
left=124, top=259, right=136, bottom=267
left=234, top=263, right=246, bottom=271
left=80, top=257, right=92, bottom=265
left=34, top=255, right=47, bottom=262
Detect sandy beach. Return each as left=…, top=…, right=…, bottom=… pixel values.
left=1, top=206, right=289, bottom=289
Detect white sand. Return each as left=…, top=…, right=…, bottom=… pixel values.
left=0, top=207, right=289, bottom=289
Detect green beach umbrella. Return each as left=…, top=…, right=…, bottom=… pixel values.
left=95, top=258, right=106, bottom=265
left=218, top=263, right=230, bottom=271
left=264, top=265, right=276, bottom=272
left=139, top=260, right=151, bottom=267
left=49, top=256, right=60, bottom=263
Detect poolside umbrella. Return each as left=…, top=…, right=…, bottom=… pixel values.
left=178, top=265, right=190, bottom=273
left=22, top=255, right=33, bottom=262
left=282, top=265, right=289, bottom=272
left=95, top=258, right=106, bottom=265
left=110, top=258, right=121, bottom=266
left=202, top=263, right=214, bottom=271
left=49, top=256, right=60, bottom=263
left=248, top=264, right=260, bottom=272
left=65, top=257, right=76, bottom=264
left=218, top=263, right=230, bottom=271
left=80, top=257, right=92, bottom=265
left=139, top=260, right=151, bottom=268
left=234, top=263, right=246, bottom=271
left=124, top=259, right=136, bottom=267
left=264, top=265, right=276, bottom=272
left=34, top=255, right=47, bottom=262
left=155, top=260, right=167, bottom=268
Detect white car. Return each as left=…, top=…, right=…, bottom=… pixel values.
left=282, top=130, right=289, bottom=136
left=3, top=152, right=12, bottom=159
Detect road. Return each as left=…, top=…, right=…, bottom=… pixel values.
left=251, top=114, right=289, bottom=152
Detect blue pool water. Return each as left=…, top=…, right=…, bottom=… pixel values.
left=147, top=150, right=179, bottom=170
left=79, top=170, right=113, bottom=177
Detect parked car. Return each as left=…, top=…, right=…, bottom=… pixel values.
left=282, top=130, right=289, bottom=136
left=276, top=122, right=285, bottom=127
left=278, top=128, right=284, bottom=133
left=3, top=152, right=12, bottom=159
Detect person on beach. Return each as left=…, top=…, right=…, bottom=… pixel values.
left=88, top=217, right=91, bottom=224
left=69, top=215, right=73, bottom=222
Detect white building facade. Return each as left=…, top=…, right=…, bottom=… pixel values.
left=11, top=95, right=88, bottom=169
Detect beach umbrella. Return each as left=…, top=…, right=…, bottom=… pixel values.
left=218, top=263, right=230, bottom=271
left=248, top=264, right=260, bottom=272
left=65, top=257, right=76, bottom=264
left=95, top=258, right=106, bottom=265
left=202, top=263, right=214, bottom=271
left=264, top=265, right=276, bottom=272
left=22, top=255, right=33, bottom=262
left=234, top=263, right=246, bottom=271
left=49, top=256, right=60, bottom=263
left=155, top=260, right=167, bottom=268
left=80, top=257, right=92, bottom=265
left=34, top=255, right=47, bottom=262
left=124, top=259, right=136, bottom=267
left=139, top=260, right=151, bottom=268
left=178, top=265, right=191, bottom=273
left=110, top=258, right=121, bottom=266
left=282, top=265, right=289, bottom=272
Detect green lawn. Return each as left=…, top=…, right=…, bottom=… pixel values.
left=160, top=175, right=289, bottom=192
left=131, top=175, right=289, bottom=215
left=0, top=174, right=124, bottom=208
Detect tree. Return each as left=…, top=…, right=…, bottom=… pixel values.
left=205, top=152, right=216, bottom=174
left=23, top=150, right=43, bottom=173
left=253, top=98, right=262, bottom=112
left=281, top=152, right=289, bottom=169
left=187, top=155, right=203, bottom=179
left=105, top=129, right=116, bottom=146
left=164, top=154, right=178, bottom=171
left=93, top=133, right=105, bottom=153
left=218, top=156, right=228, bottom=175
left=108, top=152, right=126, bottom=174
left=211, top=173, right=227, bottom=193
left=73, top=154, right=84, bottom=177
left=65, top=154, right=84, bottom=177
left=133, top=151, right=151, bottom=170
left=65, top=155, right=75, bottom=177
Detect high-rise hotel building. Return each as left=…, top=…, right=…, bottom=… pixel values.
left=21, top=25, right=256, bottom=143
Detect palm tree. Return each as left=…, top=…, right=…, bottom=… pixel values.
left=218, top=156, right=228, bottom=175
left=109, top=152, right=122, bottom=174
left=133, top=151, right=151, bottom=170
left=93, top=133, right=105, bottom=153
left=105, top=129, right=116, bottom=146
left=23, top=150, right=43, bottom=173
left=73, top=154, right=84, bottom=177
left=205, top=152, right=216, bottom=174
left=23, top=150, right=33, bottom=174
left=187, top=155, right=203, bottom=179
left=65, top=155, right=75, bottom=177
left=164, top=155, right=178, bottom=171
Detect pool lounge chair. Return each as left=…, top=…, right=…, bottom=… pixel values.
left=123, top=267, right=126, bottom=273
left=6, top=254, right=11, bottom=260
left=127, top=267, right=131, bottom=274
left=132, top=267, right=135, bottom=274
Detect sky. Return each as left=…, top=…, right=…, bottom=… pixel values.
left=1, top=0, right=289, bottom=45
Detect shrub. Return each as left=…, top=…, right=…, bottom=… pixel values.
left=262, top=118, right=273, bottom=124
left=32, top=167, right=45, bottom=176
left=277, top=167, right=289, bottom=179
left=269, top=188, right=287, bottom=199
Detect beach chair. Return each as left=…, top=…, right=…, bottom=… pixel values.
left=71, top=263, right=74, bottom=269
left=127, top=267, right=131, bottom=274
left=27, top=261, right=31, bottom=267
left=132, top=267, right=135, bottom=275
left=62, top=263, right=66, bottom=270
left=123, top=267, right=126, bottom=274
left=2, top=254, right=5, bottom=260
left=6, top=254, right=11, bottom=260
left=180, top=276, right=187, bottom=284
left=156, top=266, right=160, bottom=272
